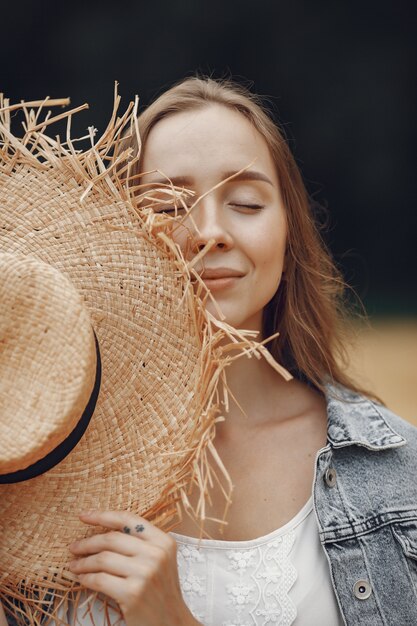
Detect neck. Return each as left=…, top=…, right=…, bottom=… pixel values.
left=217, top=346, right=306, bottom=433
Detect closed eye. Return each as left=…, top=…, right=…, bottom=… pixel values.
left=154, top=205, right=188, bottom=214
left=229, top=203, right=264, bottom=211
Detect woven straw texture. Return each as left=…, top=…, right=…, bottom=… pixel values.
left=0, top=91, right=289, bottom=625
left=0, top=252, right=97, bottom=474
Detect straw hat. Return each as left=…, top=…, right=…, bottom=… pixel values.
left=0, top=93, right=289, bottom=625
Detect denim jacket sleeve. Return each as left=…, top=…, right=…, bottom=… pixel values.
left=314, top=385, right=417, bottom=626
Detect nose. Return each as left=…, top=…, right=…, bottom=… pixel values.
left=188, top=198, right=234, bottom=254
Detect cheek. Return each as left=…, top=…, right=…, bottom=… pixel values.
left=255, top=226, right=286, bottom=272
left=254, top=233, right=287, bottom=295
left=166, top=222, right=191, bottom=257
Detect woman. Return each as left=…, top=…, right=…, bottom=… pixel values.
left=2, top=76, right=417, bottom=626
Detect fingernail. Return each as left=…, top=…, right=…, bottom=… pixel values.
left=80, top=510, right=93, bottom=516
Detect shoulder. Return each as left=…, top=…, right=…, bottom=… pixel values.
left=371, top=400, right=417, bottom=441
left=324, top=384, right=417, bottom=510
left=325, top=382, right=417, bottom=459
left=367, top=400, right=417, bottom=470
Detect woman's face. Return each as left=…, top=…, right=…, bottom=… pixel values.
left=141, top=104, right=287, bottom=336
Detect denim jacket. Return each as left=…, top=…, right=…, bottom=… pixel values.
left=317, top=385, right=417, bottom=625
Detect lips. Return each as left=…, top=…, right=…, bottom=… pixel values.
left=196, top=268, right=245, bottom=293
left=199, top=268, right=245, bottom=279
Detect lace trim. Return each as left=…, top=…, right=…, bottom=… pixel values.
left=174, top=501, right=314, bottom=626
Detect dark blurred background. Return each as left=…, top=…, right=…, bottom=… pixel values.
left=2, top=0, right=416, bottom=315
left=2, top=0, right=416, bottom=414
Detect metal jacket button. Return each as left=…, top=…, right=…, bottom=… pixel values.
left=324, top=467, right=337, bottom=488
left=353, top=579, right=372, bottom=600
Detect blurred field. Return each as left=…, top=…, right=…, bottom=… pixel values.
left=344, top=318, right=417, bottom=426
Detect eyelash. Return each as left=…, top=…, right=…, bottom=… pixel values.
left=154, top=206, right=188, bottom=214
left=229, top=203, right=264, bottom=211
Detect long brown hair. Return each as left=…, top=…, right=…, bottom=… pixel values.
left=125, top=76, right=366, bottom=396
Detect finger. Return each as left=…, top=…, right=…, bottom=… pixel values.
left=77, top=571, right=133, bottom=604
left=70, top=551, right=146, bottom=579
left=69, top=530, right=141, bottom=557
left=79, top=511, right=170, bottom=547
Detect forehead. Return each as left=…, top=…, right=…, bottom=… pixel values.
left=141, top=104, right=278, bottom=186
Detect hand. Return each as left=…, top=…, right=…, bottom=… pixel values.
left=0, top=601, right=8, bottom=626
left=68, top=510, right=200, bottom=626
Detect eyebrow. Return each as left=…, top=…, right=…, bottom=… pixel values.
left=144, top=169, right=274, bottom=187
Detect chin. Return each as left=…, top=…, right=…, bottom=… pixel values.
left=205, top=302, right=262, bottom=335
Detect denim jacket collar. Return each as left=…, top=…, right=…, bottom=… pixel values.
left=325, top=383, right=407, bottom=451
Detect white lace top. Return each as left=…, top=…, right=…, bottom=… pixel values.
left=171, top=496, right=345, bottom=626
left=52, top=498, right=345, bottom=626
